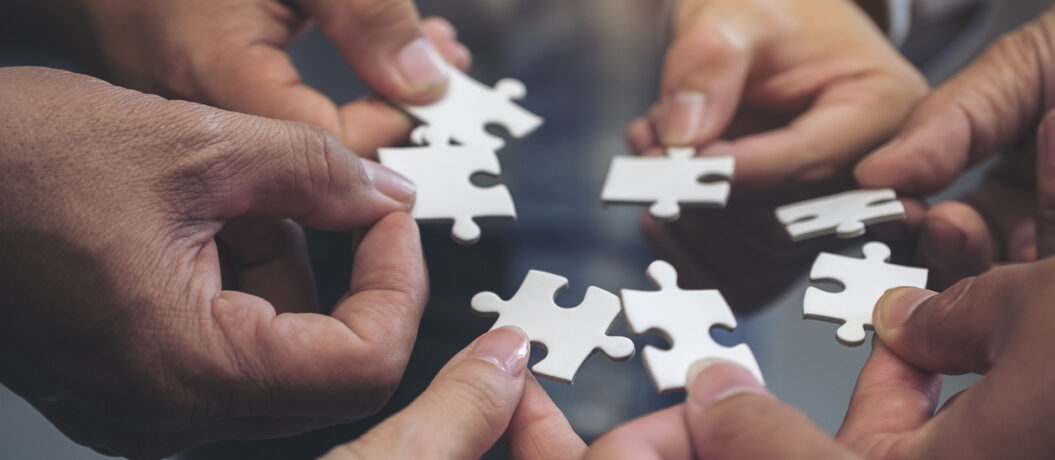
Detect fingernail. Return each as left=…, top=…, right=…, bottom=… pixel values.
left=363, top=161, right=416, bottom=207
left=921, top=219, right=965, bottom=267
left=395, top=38, right=449, bottom=93
left=876, top=287, right=935, bottom=330
left=686, top=358, right=769, bottom=408
left=467, top=326, right=530, bottom=376
left=659, top=91, right=707, bottom=146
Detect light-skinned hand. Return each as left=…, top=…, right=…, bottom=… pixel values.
left=71, top=0, right=471, bottom=156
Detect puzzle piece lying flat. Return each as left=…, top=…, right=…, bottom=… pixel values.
left=601, top=147, right=734, bottom=221
left=805, top=242, right=928, bottom=346
left=471, top=270, right=635, bottom=384
left=621, top=260, right=763, bottom=391
left=775, top=189, right=905, bottom=242
left=400, top=65, right=543, bottom=150
left=378, top=127, right=515, bottom=245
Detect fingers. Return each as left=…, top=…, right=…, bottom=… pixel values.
left=683, top=360, right=857, bottom=459
left=654, top=20, right=750, bottom=146
left=181, top=112, right=415, bottom=230
left=914, top=201, right=995, bottom=289
left=1036, top=112, right=1055, bottom=258
left=216, top=217, right=317, bottom=314
left=584, top=406, right=692, bottom=460
left=699, top=71, right=925, bottom=194
left=319, top=327, right=531, bottom=460
left=872, top=265, right=1031, bottom=375
left=836, top=341, right=942, bottom=456
left=503, top=375, right=586, bottom=460
left=301, top=0, right=453, bottom=104
left=855, top=11, right=1055, bottom=194
left=208, top=213, right=427, bottom=417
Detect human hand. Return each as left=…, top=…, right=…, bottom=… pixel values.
left=77, top=0, right=471, bottom=155
left=630, top=0, right=925, bottom=311
left=0, top=67, right=427, bottom=458
left=317, top=326, right=546, bottom=459
left=506, top=257, right=1055, bottom=459
left=627, top=0, right=926, bottom=197
left=855, top=7, right=1055, bottom=288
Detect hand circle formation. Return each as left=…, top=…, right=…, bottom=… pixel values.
left=2, top=1, right=1055, bottom=459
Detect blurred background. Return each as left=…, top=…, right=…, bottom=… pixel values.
left=1, top=0, right=1050, bottom=458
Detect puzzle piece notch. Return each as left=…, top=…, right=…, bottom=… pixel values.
left=601, top=147, right=735, bottom=222
left=400, top=65, right=543, bottom=150
left=378, top=126, right=515, bottom=245
left=805, top=242, right=928, bottom=346
left=775, top=189, right=905, bottom=242
left=621, top=260, right=763, bottom=391
left=470, top=270, right=635, bottom=384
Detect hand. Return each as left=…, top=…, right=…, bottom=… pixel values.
left=630, top=0, right=926, bottom=311
left=318, top=327, right=545, bottom=459
left=0, top=67, right=427, bottom=458
left=505, top=258, right=1055, bottom=459
left=855, top=7, right=1055, bottom=288
left=77, top=0, right=471, bottom=155
left=627, top=0, right=926, bottom=196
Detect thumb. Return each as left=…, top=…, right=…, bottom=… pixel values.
left=300, top=0, right=450, bottom=104
left=183, top=111, right=415, bottom=230
left=855, top=10, right=1055, bottom=194
left=684, top=359, right=858, bottom=459
left=870, top=262, right=1038, bottom=374
left=320, top=327, right=531, bottom=460
left=654, top=17, right=750, bottom=146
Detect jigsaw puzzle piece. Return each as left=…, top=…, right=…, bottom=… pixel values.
left=805, top=242, right=928, bottom=346
left=775, top=189, right=905, bottom=241
left=379, top=127, right=515, bottom=245
left=470, top=270, right=634, bottom=384
left=400, top=66, right=543, bottom=150
left=622, top=261, right=763, bottom=391
left=601, top=151, right=734, bottom=222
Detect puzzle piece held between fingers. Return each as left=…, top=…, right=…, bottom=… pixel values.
left=621, top=260, right=763, bottom=391
left=601, top=147, right=734, bottom=221
left=805, top=242, right=928, bottom=346
left=378, top=127, right=515, bottom=245
left=471, top=270, right=635, bottom=384
left=400, top=65, right=543, bottom=150
left=775, top=189, right=905, bottom=242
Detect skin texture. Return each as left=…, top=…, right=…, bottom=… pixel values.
left=634, top=0, right=926, bottom=313
left=318, top=327, right=534, bottom=460
left=0, top=67, right=428, bottom=459
left=76, top=0, right=472, bottom=157
left=856, top=6, right=1055, bottom=289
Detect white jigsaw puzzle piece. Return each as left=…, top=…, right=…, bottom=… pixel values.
left=775, top=189, right=905, bottom=241
left=400, top=65, right=543, bottom=150
left=621, top=260, right=762, bottom=391
left=601, top=147, right=734, bottom=221
left=470, top=270, right=635, bottom=384
left=805, top=241, right=928, bottom=346
left=378, top=127, right=516, bottom=245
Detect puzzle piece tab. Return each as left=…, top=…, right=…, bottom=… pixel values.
left=601, top=147, right=734, bottom=221
left=400, top=66, right=543, bottom=150
left=805, top=241, right=928, bottom=346
left=471, top=270, right=635, bottom=384
left=775, top=189, right=905, bottom=241
left=621, top=260, right=763, bottom=391
left=378, top=127, right=515, bottom=245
